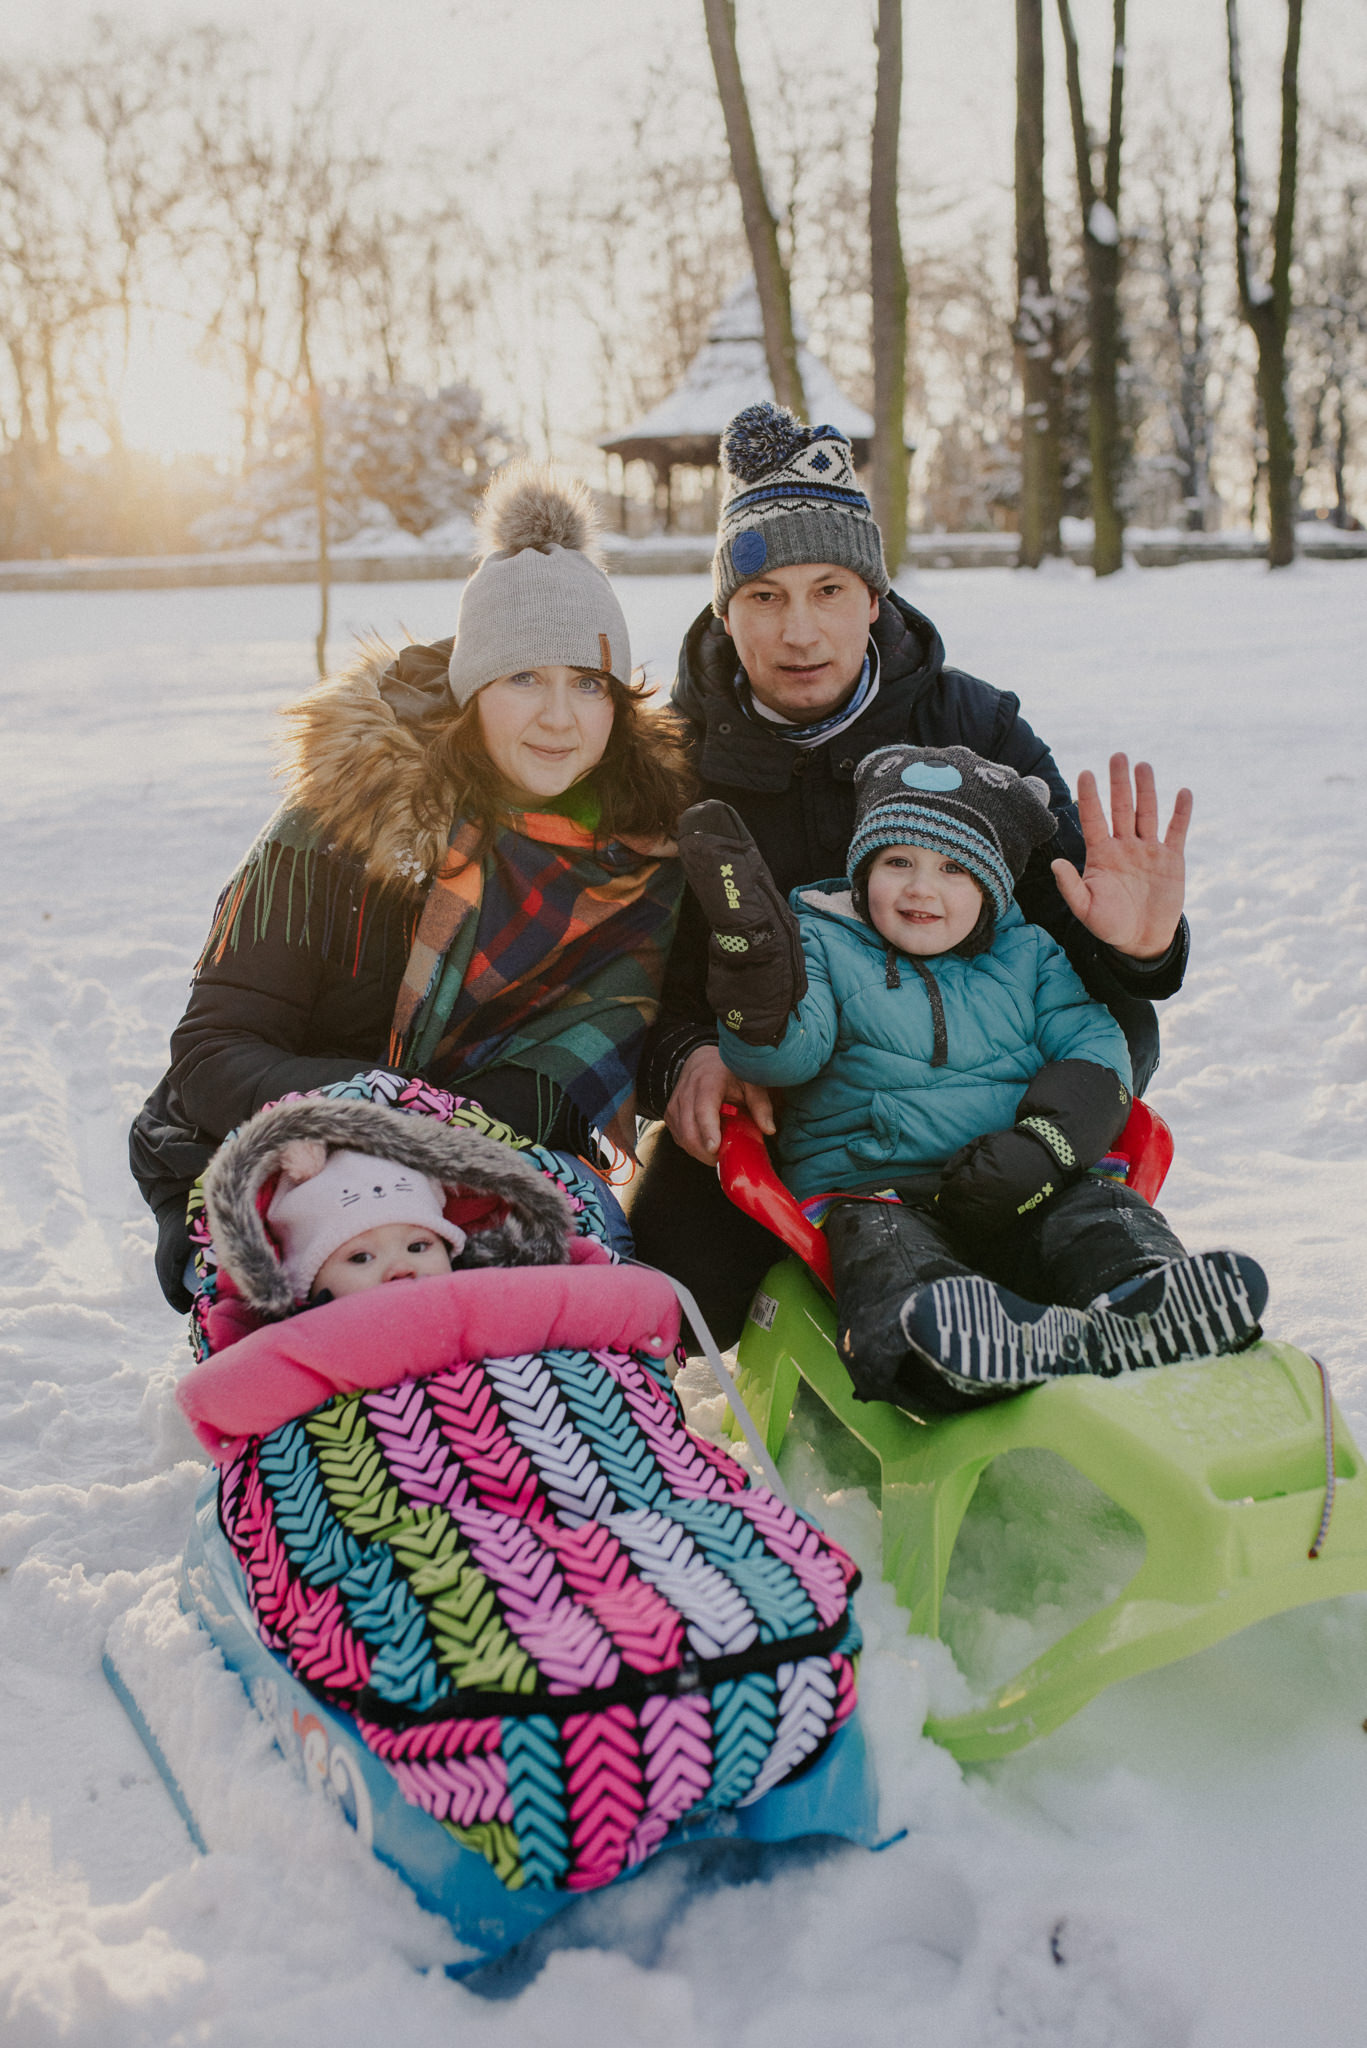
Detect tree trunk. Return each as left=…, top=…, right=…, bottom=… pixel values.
left=1156, top=186, right=1215, bottom=532
left=39, top=328, right=64, bottom=464
left=1057, top=0, right=1127, bottom=577
left=241, top=286, right=266, bottom=466
left=296, top=253, right=331, bottom=678
left=1227, top=0, right=1303, bottom=568
left=1249, top=389, right=1266, bottom=528
left=308, top=382, right=331, bottom=677
left=6, top=339, right=34, bottom=448
left=870, top=0, right=909, bottom=575
left=1014, top=0, right=1063, bottom=565
left=701, top=0, right=806, bottom=418
left=1087, top=233, right=1124, bottom=576
left=1332, top=385, right=1349, bottom=527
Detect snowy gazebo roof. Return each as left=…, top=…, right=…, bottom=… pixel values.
left=599, top=278, right=878, bottom=472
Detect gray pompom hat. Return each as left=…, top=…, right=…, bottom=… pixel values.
left=447, top=464, right=632, bottom=707
left=712, top=402, right=890, bottom=614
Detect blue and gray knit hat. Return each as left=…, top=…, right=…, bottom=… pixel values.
left=848, top=745, right=1057, bottom=927
left=712, top=402, right=890, bottom=614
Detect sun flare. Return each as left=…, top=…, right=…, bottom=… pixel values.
left=112, top=324, right=243, bottom=464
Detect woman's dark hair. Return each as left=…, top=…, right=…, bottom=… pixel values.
left=416, top=672, right=696, bottom=845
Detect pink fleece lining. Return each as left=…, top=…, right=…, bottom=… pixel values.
left=200, top=1229, right=613, bottom=1356
left=178, top=1255, right=678, bottom=1461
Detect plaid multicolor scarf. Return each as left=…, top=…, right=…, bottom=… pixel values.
left=388, top=809, right=682, bottom=1150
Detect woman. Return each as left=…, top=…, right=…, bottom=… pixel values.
left=131, top=466, right=693, bottom=1307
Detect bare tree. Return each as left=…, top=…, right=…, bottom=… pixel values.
left=0, top=64, right=109, bottom=551
left=561, top=69, right=747, bottom=433
left=344, top=204, right=479, bottom=395
left=915, top=234, right=1021, bottom=532
left=701, top=0, right=806, bottom=417
left=1294, top=119, right=1366, bottom=528
left=189, top=52, right=293, bottom=467
left=475, top=186, right=581, bottom=464
left=66, top=20, right=216, bottom=449
left=1014, top=0, right=1063, bottom=563
left=869, top=0, right=908, bottom=571
left=1057, top=0, right=1128, bottom=576
left=281, top=99, right=380, bottom=672
left=1128, top=103, right=1230, bottom=531
left=745, top=36, right=875, bottom=411
left=1226, top=0, right=1303, bottom=566
left=188, top=46, right=383, bottom=668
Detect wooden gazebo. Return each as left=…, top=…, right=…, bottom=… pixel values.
left=599, top=278, right=890, bottom=532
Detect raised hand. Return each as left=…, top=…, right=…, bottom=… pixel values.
left=1052, top=754, right=1192, bottom=961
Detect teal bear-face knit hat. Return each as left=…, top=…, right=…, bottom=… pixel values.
left=848, top=744, right=1058, bottom=933
left=712, top=401, right=890, bottom=614
left=446, top=463, right=631, bottom=707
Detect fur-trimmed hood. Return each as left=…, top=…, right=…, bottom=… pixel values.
left=203, top=1097, right=574, bottom=1319
left=280, top=639, right=461, bottom=892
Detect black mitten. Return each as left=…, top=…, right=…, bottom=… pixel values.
left=938, top=1060, right=1131, bottom=1233
left=937, top=1126, right=1062, bottom=1233
left=677, top=800, right=807, bottom=1046
left=1014, top=1058, right=1132, bottom=1170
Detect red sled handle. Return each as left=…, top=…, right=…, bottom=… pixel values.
left=718, top=1103, right=835, bottom=1293
left=717, top=1096, right=1174, bottom=1298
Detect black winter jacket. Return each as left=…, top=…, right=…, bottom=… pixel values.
left=637, top=592, right=1188, bottom=1113
left=130, top=639, right=593, bottom=1308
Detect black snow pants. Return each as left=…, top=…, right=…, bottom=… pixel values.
left=826, top=1178, right=1187, bottom=1415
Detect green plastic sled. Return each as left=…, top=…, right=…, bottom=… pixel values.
left=717, top=1107, right=1367, bottom=1761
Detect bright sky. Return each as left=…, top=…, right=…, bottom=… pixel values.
left=17, top=0, right=1350, bottom=162
left=6, top=0, right=1362, bottom=459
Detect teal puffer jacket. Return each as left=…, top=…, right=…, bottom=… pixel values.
left=720, top=884, right=1132, bottom=1199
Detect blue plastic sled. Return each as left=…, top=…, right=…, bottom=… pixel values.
left=124, top=1473, right=883, bottom=1975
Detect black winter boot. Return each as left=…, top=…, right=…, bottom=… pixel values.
left=1089, top=1251, right=1269, bottom=1338
left=677, top=800, right=807, bottom=1047
left=897, top=1251, right=1268, bottom=1397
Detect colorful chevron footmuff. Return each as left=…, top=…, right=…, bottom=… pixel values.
left=186, top=1077, right=861, bottom=1894
left=218, top=1342, right=861, bottom=1893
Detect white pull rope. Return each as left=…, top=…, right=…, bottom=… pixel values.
left=639, top=1266, right=796, bottom=1511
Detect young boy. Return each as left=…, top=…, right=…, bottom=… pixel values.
left=263, top=1145, right=468, bottom=1306
left=678, top=744, right=1266, bottom=1415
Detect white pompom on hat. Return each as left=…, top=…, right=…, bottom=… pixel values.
left=267, top=1147, right=467, bottom=1303
left=446, top=463, right=632, bottom=706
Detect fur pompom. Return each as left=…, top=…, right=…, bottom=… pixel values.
left=479, top=462, right=601, bottom=561
left=721, top=401, right=810, bottom=484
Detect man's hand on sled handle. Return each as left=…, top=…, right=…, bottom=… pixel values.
left=666, top=1044, right=777, bottom=1164
left=1053, top=754, right=1193, bottom=962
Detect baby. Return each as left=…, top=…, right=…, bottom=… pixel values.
left=266, top=1145, right=468, bottom=1306
left=679, top=745, right=1267, bottom=1414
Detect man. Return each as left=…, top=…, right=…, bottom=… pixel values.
left=628, top=401, right=1191, bottom=1345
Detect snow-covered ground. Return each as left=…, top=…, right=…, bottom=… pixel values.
left=2, top=561, right=1365, bottom=2046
